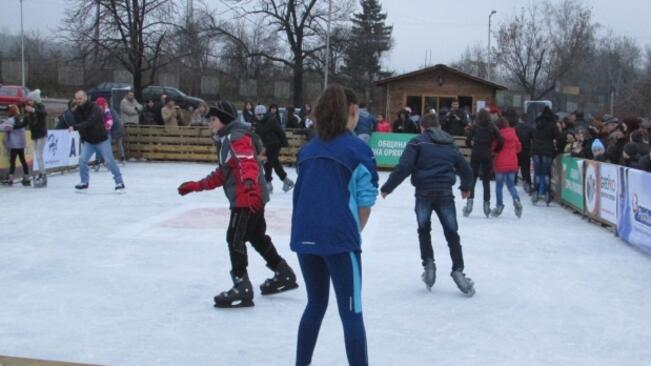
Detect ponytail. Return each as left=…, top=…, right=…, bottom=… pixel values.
left=314, top=84, right=357, bottom=141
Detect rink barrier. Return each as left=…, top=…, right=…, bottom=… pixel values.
left=553, top=155, right=651, bottom=255
left=121, top=125, right=305, bottom=164
left=0, top=355, right=104, bottom=366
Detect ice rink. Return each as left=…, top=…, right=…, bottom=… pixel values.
left=1, top=162, right=650, bottom=366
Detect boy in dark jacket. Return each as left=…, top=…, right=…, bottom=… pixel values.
left=177, top=101, right=298, bottom=308
left=381, top=113, right=475, bottom=296
left=255, top=104, right=294, bottom=193
left=531, top=107, right=561, bottom=205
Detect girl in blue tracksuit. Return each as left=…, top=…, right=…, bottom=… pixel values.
left=291, top=85, right=378, bottom=366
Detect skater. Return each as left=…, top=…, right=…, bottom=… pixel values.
left=291, top=85, right=378, bottom=366
left=255, top=103, right=294, bottom=193
left=23, top=89, right=48, bottom=187
left=491, top=117, right=523, bottom=218
left=531, top=107, right=561, bottom=205
left=464, top=109, right=504, bottom=217
left=511, top=108, right=533, bottom=193
left=1, top=105, right=30, bottom=186
left=177, top=101, right=298, bottom=308
left=69, top=90, right=125, bottom=191
left=380, top=113, right=475, bottom=296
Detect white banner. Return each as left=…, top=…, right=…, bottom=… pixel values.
left=618, top=168, right=651, bottom=254
left=33, top=130, right=82, bottom=171
left=599, top=163, right=619, bottom=225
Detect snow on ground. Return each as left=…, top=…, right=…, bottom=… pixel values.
left=1, top=162, right=650, bottom=366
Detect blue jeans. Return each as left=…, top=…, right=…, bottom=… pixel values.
left=532, top=155, right=552, bottom=195
left=296, top=251, right=367, bottom=366
left=79, top=139, right=123, bottom=185
left=495, top=172, right=520, bottom=206
left=415, top=193, right=464, bottom=272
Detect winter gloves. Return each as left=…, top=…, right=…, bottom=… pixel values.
left=177, top=181, right=202, bottom=196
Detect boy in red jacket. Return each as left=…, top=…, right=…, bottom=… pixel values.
left=177, top=101, right=298, bottom=308
left=492, top=117, right=523, bottom=218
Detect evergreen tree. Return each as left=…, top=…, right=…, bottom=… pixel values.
left=343, top=0, right=393, bottom=103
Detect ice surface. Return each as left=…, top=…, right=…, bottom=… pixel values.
left=1, top=162, right=650, bottom=366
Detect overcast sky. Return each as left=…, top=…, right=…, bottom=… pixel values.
left=1, top=0, right=650, bottom=74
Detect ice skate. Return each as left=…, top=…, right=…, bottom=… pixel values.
left=421, top=258, right=436, bottom=291
left=266, top=181, right=274, bottom=194
left=483, top=201, right=491, bottom=218
left=115, top=183, right=126, bottom=191
left=214, top=272, right=254, bottom=308
left=75, top=182, right=89, bottom=190
left=21, top=176, right=31, bottom=186
left=543, top=193, right=551, bottom=206
left=462, top=198, right=473, bottom=217
left=491, top=204, right=504, bottom=217
left=260, top=260, right=299, bottom=295
left=451, top=270, right=475, bottom=297
left=281, top=177, right=295, bottom=192
left=33, top=174, right=47, bottom=188
left=531, top=191, right=539, bottom=205
left=1, top=175, right=14, bottom=186
left=514, top=199, right=523, bottom=218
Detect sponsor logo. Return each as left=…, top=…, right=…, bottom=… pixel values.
left=632, top=194, right=651, bottom=229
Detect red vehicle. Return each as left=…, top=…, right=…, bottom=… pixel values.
left=0, top=85, right=30, bottom=110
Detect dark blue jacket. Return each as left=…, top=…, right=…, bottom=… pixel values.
left=290, top=132, right=379, bottom=255
left=381, top=128, right=473, bottom=195
left=354, top=109, right=376, bottom=136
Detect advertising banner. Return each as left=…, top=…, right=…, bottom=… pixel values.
left=33, top=130, right=72, bottom=171
left=369, top=133, right=417, bottom=168
left=598, top=163, right=620, bottom=225
left=561, top=156, right=584, bottom=210
left=583, top=160, right=600, bottom=219
left=618, top=168, right=651, bottom=254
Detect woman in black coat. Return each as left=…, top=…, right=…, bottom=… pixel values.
left=530, top=107, right=561, bottom=205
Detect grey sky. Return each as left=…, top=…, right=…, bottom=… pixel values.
left=1, top=0, right=650, bottom=74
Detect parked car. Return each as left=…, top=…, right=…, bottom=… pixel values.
left=0, top=85, right=30, bottom=110
left=87, top=82, right=132, bottom=102
left=142, top=86, right=204, bottom=110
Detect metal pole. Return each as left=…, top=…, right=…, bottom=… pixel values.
left=20, top=0, right=26, bottom=88
left=488, top=10, right=496, bottom=81
left=324, top=0, right=332, bottom=89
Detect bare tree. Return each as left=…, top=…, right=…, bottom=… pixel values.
left=451, top=43, right=488, bottom=79
left=215, top=0, right=353, bottom=106
left=61, top=0, right=179, bottom=100
left=494, top=0, right=594, bottom=100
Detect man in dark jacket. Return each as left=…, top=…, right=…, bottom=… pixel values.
left=509, top=109, right=533, bottom=193
left=442, top=100, right=470, bottom=136
left=23, top=89, right=48, bottom=187
left=70, top=90, right=124, bottom=191
left=255, top=104, right=294, bottom=193
left=177, top=101, right=298, bottom=308
left=381, top=113, right=475, bottom=297
left=531, top=107, right=561, bottom=205
left=464, top=109, right=504, bottom=217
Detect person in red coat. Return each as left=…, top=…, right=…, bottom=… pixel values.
left=376, top=114, right=391, bottom=133
left=492, top=117, right=523, bottom=218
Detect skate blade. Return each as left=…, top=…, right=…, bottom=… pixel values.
left=260, top=283, right=299, bottom=296
left=214, top=299, right=255, bottom=308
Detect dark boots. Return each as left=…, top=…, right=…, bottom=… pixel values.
left=214, top=272, right=255, bottom=308
left=260, top=259, right=299, bottom=295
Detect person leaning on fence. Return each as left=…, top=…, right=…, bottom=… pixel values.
left=23, top=89, right=48, bottom=187
left=380, top=113, right=475, bottom=296
left=191, top=102, right=209, bottom=126
left=161, top=97, right=181, bottom=127
left=55, top=100, right=77, bottom=129
left=176, top=100, right=299, bottom=309
left=69, top=90, right=125, bottom=191
left=141, top=99, right=158, bottom=125
left=120, top=91, right=142, bottom=126
left=0, top=105, right=30, bottom=186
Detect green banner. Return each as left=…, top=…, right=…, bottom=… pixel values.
left=561, top=155, right=584, bottom=210
left=369, top=133, right=417, bottom=168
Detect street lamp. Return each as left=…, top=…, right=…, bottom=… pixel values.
left=20, top=0, right=26, bottom=89
left=487, top=10, right=497, bottom=81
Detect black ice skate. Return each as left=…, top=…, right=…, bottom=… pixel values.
left=115, top=183, right=126, bottom=191
left=451, top=270, right=475, bottom=297
left=514, top=199, right=523, bottom=218
left=21, top=176, right=31, bottom=186
left=462, top=198, right=473, bottom=217
left=422, top=258, right=436, bottom=291
left=260, top=260, right=299, bottom=295
left=1, top=175, right=14, bottom=186
left=214, top=272, right=254, bottom=308
left=543, top=193, right=551, bottom=206
left=282, top=177, right=295, bottom=192
left=483, top=201, right=491, bottom=218
left=75, top=183, right=89, bottom=190
left=531, top=191, right=539, bottom=205
left=491, top=204, right=505, bottom=217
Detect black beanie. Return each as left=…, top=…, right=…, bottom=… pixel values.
left=208, top=100, right=238, bottom=124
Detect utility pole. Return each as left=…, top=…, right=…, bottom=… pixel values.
left=324, top=0, right=332, bottom=89
left=488, top=10, right=497, bottom=80
left=20, top=0, right=26, bottom=88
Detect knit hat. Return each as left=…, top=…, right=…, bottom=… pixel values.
left=591, top=139, right=605, bottom=154
left=254, top=104, right=267, bottom=116
left=602, top=114, right=619, bottom=124
left=7, top=104, right=20, bottom=117
left=95, top=97, right=108, bottom=108
left=207, top=100, right=238, bottom=124
left=27, top=89, right=42, bottom=104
